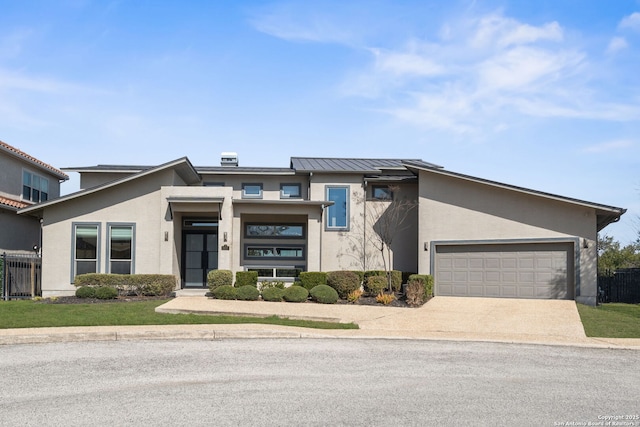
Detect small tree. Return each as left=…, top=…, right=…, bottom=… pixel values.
left=597, top=234, right=640, bottom=273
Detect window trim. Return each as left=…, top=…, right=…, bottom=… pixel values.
left=280, top=183, right=302, bottom=199
left=245, top=266, right=304, bottom=281
left=106, top=223, right=136, bottom=275
left=242, top=183, right=263, bottom=199
left=71, top=222, right=101, bottom=283
left=325, top=185, right=350, bottom=231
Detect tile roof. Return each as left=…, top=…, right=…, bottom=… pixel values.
left=0, top=140, right=69, bottom=180
left=0, top=195, right=29, bottom=210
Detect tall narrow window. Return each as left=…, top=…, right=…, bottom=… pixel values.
left=108, top=224, right=134, bottom=274
left=326, top=186, right=349, bottom=230
left=74, top=224, right=99, bottom=279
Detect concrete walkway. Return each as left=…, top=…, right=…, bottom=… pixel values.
left=1, top=296, right=639, bottom=348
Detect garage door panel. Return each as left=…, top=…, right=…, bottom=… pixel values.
left=435, top=243, right=573, bottom=300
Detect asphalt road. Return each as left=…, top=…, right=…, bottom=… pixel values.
left=1, top=339, right=638, bottom=426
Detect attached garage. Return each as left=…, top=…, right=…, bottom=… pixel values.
left=434, top=242, right=575, bottom=300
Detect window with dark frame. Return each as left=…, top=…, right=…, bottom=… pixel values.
left=372, top=185, right=393, bottom=200
left=23, top=170, right=49, bottom=202
left=242, top=183, right=263, bottom=198
left=74, top=224, right=99, bottom=277
left=108, top=225, right=134, bottom=274
left=280, top=183, right=301, bottom=199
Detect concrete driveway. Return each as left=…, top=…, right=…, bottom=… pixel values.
left=156, top=296, right=589, bottom=344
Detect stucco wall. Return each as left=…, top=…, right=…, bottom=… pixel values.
left=40, top=169, right=183, bottom=296
left=0, top=151, right=62, bottom=200
left=0, top=208, right=40, bottom=252
left=417, top=170, right=599, bottom=304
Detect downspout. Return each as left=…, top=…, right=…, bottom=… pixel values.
left=363, top=178, right=368, bottom=273
left=320, top=203, right=324, bottom=272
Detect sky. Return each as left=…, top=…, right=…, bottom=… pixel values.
left=1, top=0, right=639, bottom=244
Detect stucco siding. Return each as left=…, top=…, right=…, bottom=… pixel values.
left=418, top=170, right=599, bottom=304
left=0, top=209, right=40, bottom=251
left=0, top=151, right=62, bottom=200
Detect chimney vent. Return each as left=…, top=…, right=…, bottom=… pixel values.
left=221, top=152, right=238, bottom=167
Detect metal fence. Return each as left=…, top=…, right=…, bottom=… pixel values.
left=598, top=268, right=640, bottom=304
left=1, top=253, right=42, bottom=300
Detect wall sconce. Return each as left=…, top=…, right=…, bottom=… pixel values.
left=164, top=231, right=169, bottom=242
left=223, top=232, right=228, bottom=242
left=424, top=242, right=429, bottom=251
left=583, top=238, right=589, bottom=249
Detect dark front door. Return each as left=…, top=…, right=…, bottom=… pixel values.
left=182, top=231, right=218, bottom=288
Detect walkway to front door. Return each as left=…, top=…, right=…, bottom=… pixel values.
left=183, top=231, right=218, bottom=288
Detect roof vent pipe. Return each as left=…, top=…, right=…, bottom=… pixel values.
left=221, top=152, right=238, bottom=167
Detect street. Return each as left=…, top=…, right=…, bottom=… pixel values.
left=1, top=339, right=638, bottom=426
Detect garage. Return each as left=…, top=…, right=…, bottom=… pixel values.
left=434, top=242, right=574, bottom=299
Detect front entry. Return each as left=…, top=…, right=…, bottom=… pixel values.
left=182, top=231, right=218, bottom=288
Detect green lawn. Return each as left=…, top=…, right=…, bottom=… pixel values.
left=577, top=303, right=640, bottom=338
left=0, top=299, right=358, bottom=330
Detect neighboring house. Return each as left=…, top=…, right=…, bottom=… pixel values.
left=18, top=153, right=625, bottom=305
left=0, top=140, right=68, bottom=253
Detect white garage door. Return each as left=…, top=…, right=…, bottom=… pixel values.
left=435, top=243, right=573, bottom=299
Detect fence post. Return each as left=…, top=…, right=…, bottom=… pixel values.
left=1, top=252, right=6, bottom=301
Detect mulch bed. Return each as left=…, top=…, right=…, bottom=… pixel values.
left=36, top=293, right=415, bottom=307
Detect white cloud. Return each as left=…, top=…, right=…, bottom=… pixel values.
left=470, top=13, right=563, bottom=49
left=583, top=139, right=634, bottom=153
left=618, top=12, right=640, bottom=32
left=607, top=36, right=628, bottom=54
left=372, top=48, right=445, bottom=76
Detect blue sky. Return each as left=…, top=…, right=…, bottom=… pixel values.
left=1, top=0, right=639, bottom=244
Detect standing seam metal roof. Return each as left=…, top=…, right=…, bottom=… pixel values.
left=290, top=157, right=437, bottom=172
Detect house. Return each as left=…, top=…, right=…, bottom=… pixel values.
left=18, top=153, right=625, bottom=305
left=0, top=140, right=68, bottom=253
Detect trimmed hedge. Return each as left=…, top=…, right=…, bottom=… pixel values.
left=208, top=270, right=233, bottom=291
left=212, top=285, right=237, bottom=300
left=327, top=271, right=361, bottom=299
left=74, top=274, right=176, bottom=296
left=235, top=285, right=260, bottom=301
left=350, top=270, right=365, bottom=284
left=364, top=270, right=402, bottom=292
left=299, top=272, right=327, bottom=291
left=283, top=286, right=309, bottom=302
left=94, top=286, right=118, bottom=299
left=408, top=274, right=434, bottom=299
left=75, top=286, right=96, bottom=298
left=235, top=271, right=258, bottom=288
left=309, top=285, right=339, bottom=304
left=364, top=276, right=386, bottom=296
left=261, top=287, right=285, bottom=302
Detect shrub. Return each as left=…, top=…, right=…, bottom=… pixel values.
left=363, top=270, right=402, bottom=292
left=350, top=270, right=365, bottom=284
left=364, top=276, right=387, bottom=296
left=405, top=279, right=426, bottom=307
left=212, top=285, right=237, bottom=300
left=235, top=271, right=258, bottom=288
left=75, top=286, right=96, bottom=298
left=94, top=286, right=118, bottom=300
left=347, top=289, right=363, bottom=303
left=258, top=280, right=285, bottom=291
left=327, top=271, right=361, bottom=299
left=408, top=274, right=434, bottom=299
left=376, top=293, right=395, bottom=305
left=309, top=285, right=339, bottom=304
left=235, top=285, right=260, bottom=301
left=208, top=270, right=233, bottom=292
left=283, top=286, right=309, bottom=302
left=261, top=287, right=285, bottom=302
left=298, top=272, right=327, bottom=291
left=74, top=274, right=176, bottom=296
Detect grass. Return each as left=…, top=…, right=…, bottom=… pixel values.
left=0, top=299, right=358, bottom=330
left=577, top=303, right=640, bottom=338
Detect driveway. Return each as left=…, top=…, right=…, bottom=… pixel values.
left=156, top=296, right=589, bottom=344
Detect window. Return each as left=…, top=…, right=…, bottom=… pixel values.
left=23, top=170, right=49, bottom=202
left=246, top=245, right=304, bottom=259
left=280, top=183, right=301, bottom=199
left=108, top=224, right=134, bottom=274
left=73, top=223, right=100, bottom=280
left=245, top=224, right=304, bottom=238
left=326, top=186, right=349, bottom=230
left=372, top=185, right=393, bottom=200
left=246, top=267, right=303, bottom=279
left=242, top=183, right=263, bottom=199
